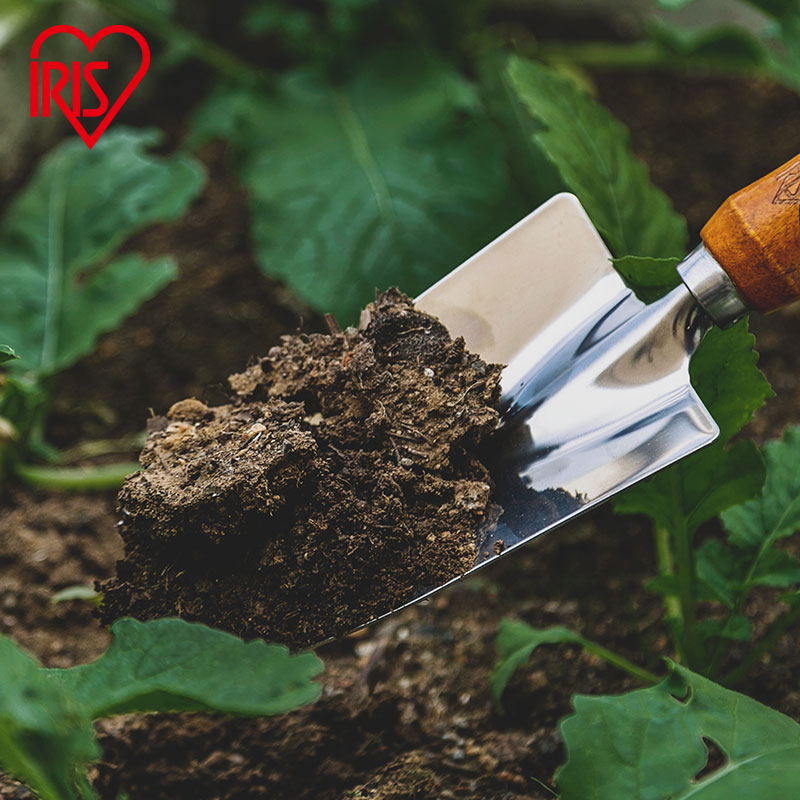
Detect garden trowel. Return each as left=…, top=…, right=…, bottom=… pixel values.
left=393, top=153, right=800, bottom=616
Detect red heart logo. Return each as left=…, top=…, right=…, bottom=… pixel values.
left=30, top=25, right=150, bottom=149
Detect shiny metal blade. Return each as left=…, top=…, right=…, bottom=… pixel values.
left=386, top=193, right=719, bottom=615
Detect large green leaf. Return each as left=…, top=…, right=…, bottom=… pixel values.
left=557, top=663, right=800, bottom=799
left=504, top=56, right=687, bottom=258
left=0, top=128, right=205, bottom=375
left=1, top=619, right=323, bottom=800
left=49, top=617, right=324, bottom=718
left=0, top=635, right=98, bottom=800
left=615, top=321, right=772, bottom=535
left=190, top=49, right=526, bottom=323
left=476, top=52, right=565, bottom=208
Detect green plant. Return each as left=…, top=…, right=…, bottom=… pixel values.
left=654, top=0, right=800, bottom=91
left=496, top=0, right=800, bottom=93
left=491, top=620, right=660, bottom=711
left=492, top=54, right=786, bottom=679
left=0, top=128, right=204, bottom=490
left=556, top=662, right=800, bottom=799
left=0, top=617, right=323, bottom=800
left=489, top=53, right=800, bottom=798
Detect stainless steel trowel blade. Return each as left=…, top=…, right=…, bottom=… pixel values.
left=383, top=193, right=719, bottom=615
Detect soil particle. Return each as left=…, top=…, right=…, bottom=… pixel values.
left=0, top=489, right=120, bottom=668
left=100, top=290, right=503, bottom=648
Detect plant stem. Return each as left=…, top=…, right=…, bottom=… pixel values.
left=16, top=461, right=140, bottom=491
left=535, top=40, right=773, bottom=80
left=708, top=504, right=799, bottom=678
left=722, top=604, right=800, bottom=687
left=580, top=637, right=661, bottom=686
left=669, top=470, right=702, bottom=669
left=654, top=521, right=688, bottom=663
left=56, top=432, right=146, bottom=465
left=90, top=0, right=273, bottom=87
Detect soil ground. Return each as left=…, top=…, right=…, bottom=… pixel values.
left=2, top=69, right=800, bottom=799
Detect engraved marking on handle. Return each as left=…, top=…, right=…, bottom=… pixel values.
left=773, top=161, right=800, bottom=204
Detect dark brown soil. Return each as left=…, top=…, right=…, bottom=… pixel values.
left=3, top=67, right=800, bottom=800
left=100, top=290, right=503, bottom=648
left=0, top=490, right=120, bottom=669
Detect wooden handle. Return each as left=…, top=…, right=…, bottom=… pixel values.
left=701, top=154, right=800, bottom=314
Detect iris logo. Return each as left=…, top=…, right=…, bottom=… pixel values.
left=30, top=24, right=150, bottom=148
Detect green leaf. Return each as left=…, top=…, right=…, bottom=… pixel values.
left=491, top=619, right=584, bottom=707
left=0, top=128, right=204, bottom=376
left=686, top=440, right=766, bottom=534
left=49, top=618, right=324, bottom=718
left=721, top=426, right=800, bottom=550
left=51, top=586, right=103, bottom=606
left=744, top=0, right=798, bottom=19
left=557, top=663, right=800, bottom=800
left=646, top=573, right=718, bottom=603
left=752, top=547, right=800, bottom=586
left=139, top=0, right=175, bottom=13
left=0, top=634, right=98, bottom=800
left=695, top=614, right=752, bottom=643
left=190, top=49, right=525, bottom=324
left=690, top=322, right=773, bottom=443
left=243, top=1, right=315, bottom=40
left=696, top=539, right=746, bottom=608
left=504, top=56, right=687, bottom=258
left=612, top=255, right=681, bottom=302
left=0, top=344, right=16, bottom=364
left=648, top=20, right=768, bottom=70
left=615, top=322, right=772, bottom=534
left=656, top=0, right=696, bottom=7
left=15, top=461, right=141, bottom=492
left=477, top=51, right=565, bottom=207
left=614, top=425, right=766, bottom=537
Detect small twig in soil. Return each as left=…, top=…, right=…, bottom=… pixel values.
left=324, top=313, right=343, bottom=336
left=327, top=443, right=350, bottom=462
left=399, top=445, right=429, bottom=461
left=455, top=381, right=483, bottom=405
left=394, top=326, right=429, bottom=337
left=387, top=435, right=402, bottom=465
left=394, top=419, right=432, bottom=443
left=388, top=429, right=424, bottom=443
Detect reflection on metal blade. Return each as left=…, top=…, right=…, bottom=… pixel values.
left=385, top=193, right=718, bottom=618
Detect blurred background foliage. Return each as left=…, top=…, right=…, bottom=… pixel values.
left=1, top=0, right=799, bottom=487
left=2, top=0, right=797, bottom=320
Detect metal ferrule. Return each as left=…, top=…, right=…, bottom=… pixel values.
left=677, top=244, right=749, bottom=328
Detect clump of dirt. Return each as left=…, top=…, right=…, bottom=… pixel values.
left=100, top=290, right=503, bottom=647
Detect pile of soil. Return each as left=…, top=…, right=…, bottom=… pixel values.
left=100, top=290, right=503, bottom=647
